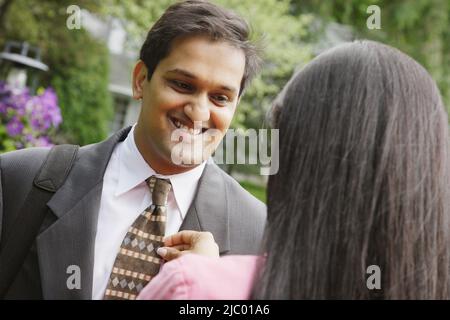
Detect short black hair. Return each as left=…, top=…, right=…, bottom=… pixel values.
left=139, top=0, right=262, bottom=96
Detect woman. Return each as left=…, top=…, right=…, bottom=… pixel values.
left=138, top=40, right=450, bottom=299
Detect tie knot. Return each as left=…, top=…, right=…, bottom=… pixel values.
left=146, top=176, right=172, bottom=206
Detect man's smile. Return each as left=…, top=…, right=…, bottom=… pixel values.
left=169, top=116, right=209, bottom=137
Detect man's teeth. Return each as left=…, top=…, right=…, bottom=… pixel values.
left=173, top=119, right=202, bottom=135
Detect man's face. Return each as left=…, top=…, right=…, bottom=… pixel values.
left=133, top=35, right=246, bottom=174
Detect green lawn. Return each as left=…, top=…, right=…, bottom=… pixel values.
left=239, top=180, right=267, bottom=203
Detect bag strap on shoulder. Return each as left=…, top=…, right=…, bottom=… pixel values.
left=0, top=144, right=79, bottom=298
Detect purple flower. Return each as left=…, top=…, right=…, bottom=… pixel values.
left=0, top=82, right=29, bottom=116
left=0, top=82, right=12, bottom=114
left=24, top=133, right=34, bottom=142
left=32, top=135, right=53, bottom=147
left=1, top=81, right=63, bottom=150
left=10, top=90, right=30, bottom=116
left=0, top=102, right=7, bottom=114
left=28, top=87, right=62, bottom=131
left=6, top=116, right=24, bottom=136
left=42, top=88, right=62, bottom=127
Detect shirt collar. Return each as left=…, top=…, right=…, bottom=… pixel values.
left=160, top=161, right=206, bottom=218
left=115, top=124, right=206, bottom=218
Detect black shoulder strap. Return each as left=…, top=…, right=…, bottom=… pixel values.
left=0, top=144, right=79, bottom=298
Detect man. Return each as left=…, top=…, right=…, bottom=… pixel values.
left=0, top=0, right=266, bottom=299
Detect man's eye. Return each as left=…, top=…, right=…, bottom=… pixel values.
left=212, top=95, right=230, bottom=104
left=171, top=80, right=192, bottom=91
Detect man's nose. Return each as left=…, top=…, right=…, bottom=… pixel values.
left=184, top=95, right=210, bottom=123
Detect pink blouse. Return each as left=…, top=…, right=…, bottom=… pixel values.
left=137, top=254, right=261, bottom=300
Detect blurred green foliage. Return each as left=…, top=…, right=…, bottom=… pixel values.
left=50, top=32, right=113, bottom=144
left=291, top=0, right=450, bottom=115
left=0, top=0, right=113, bottom=145
left=215, top=0, right=313, bottom=130
left=239, top=180, right=267, bottom=203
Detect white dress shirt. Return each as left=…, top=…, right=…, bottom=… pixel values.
left=92, top=125, right=206, bottom=299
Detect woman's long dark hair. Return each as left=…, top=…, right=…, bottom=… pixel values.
left=253, top=40, right=450, bottom=299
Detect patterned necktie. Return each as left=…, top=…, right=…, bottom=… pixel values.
left=104, top=175, right=172, bottom=300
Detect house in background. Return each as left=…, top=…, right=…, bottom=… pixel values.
left=108, top=52, right=140, bottom=133
left=82, top=11, right=141, bottom=134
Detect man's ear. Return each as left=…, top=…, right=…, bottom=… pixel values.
left=132, top=60, right=147, bottom=100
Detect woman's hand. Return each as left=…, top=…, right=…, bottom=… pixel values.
left=156, top=230, right=219, bottom=261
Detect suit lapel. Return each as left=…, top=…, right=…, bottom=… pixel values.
left=37, top=128, right=230, bottom=298
left=36, top=127, right=131, bottom=299
left=180, top=162, right=230, bottom=254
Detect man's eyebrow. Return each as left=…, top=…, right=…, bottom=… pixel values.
left=219, top=85, right=237, bottom=95
left=166, top=68, right=238, bottom=95
left=167, top=68, right=197, bottom=79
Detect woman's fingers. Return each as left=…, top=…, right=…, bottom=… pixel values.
left=169, top=244, right=191, bottom=251
left=190, top=232, right=219, bottom=257
left=161, top=230, right=219, bottom=259
left=163, top=230, right=199, bottom=247
left=157, top=246, right=185, bottom=261
left=192, top=231, right=215, bottom=246
left=164, top=231, right=215, bottom=247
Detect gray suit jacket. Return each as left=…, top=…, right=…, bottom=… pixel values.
left=0, top=127, right=266, bottom=299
